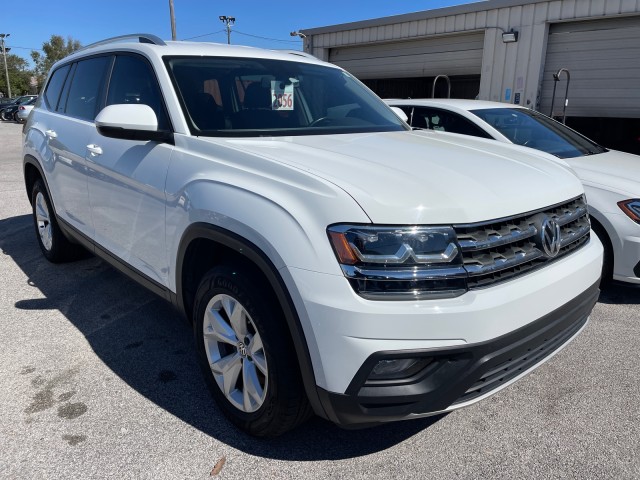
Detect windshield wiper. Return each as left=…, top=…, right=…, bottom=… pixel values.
left=583, top=149, right=603, bottom=156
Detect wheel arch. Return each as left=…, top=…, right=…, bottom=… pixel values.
left=23, top=155, right=47, bottom=206
left=588, top=211, right=614, bottom=282
left=588, top=210, right=615, bottom=253
left=176, top=222, right=328, bottom=419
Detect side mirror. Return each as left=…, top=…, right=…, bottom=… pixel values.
left=95, top=104, right=173, bottom=143
left=389, top=106, right=409, bottom=123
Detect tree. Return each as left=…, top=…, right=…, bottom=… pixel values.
left=31, top=35, right=81, bottom=87
left=0, top=53, right=33, bottom=97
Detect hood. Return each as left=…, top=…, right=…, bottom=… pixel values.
left=215, top=130, right=584, bottom=224
left=567, top=149, right=640, bottom=198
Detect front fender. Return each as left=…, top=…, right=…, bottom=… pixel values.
left=165, top=135, right=370, bottom=290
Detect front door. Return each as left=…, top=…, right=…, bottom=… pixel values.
left=86, top=54, right=174, bottom=286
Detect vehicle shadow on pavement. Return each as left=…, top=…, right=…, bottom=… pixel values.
left=598, top=282, right=640, bottom=305
left=0, top=214, right=443, bottom=460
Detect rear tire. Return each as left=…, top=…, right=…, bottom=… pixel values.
left=193, top=265, right=311, bottom=437
left=31, top=179, right=80, bottom=263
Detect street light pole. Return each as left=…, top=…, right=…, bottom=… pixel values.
left=290, top=31, right=308, bottom=53
left=0, top=33, right=11, bottom=98
left=169, top=0, right=177, bottom=40
left=219, top=16, right=235, bottom=45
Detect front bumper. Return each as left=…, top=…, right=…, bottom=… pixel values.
left=610, top=212, right=640, bottom=284
left=317, top=280, right=599, bottom=427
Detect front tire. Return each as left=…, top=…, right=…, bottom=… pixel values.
left=193, top=265, right=311, bottom=436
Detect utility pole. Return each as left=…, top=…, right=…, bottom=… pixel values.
left=0, top=33, right=11, bottom=98
left=169, top=0, right=177, bottom=41
left=219, top=16, right=235, bottom=45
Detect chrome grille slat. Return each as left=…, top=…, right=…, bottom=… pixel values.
left=557, top=205, right=588, bottom=226
left=464, top=245, right=544, bottom=276
left=457, top=225, right=537, bottom=251
left=559, top=222, right=590, bottom=247
left=455, top=196, right=590, bottom=288
left=343, top=265, right=467, bottom=281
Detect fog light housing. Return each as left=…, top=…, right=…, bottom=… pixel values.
left=368, top=358, right=432, bottom=381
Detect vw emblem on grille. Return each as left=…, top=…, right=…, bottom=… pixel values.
left=539, top=217, right=561, bottom=258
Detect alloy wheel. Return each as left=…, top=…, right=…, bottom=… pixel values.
left=202, top=293, right=268, bottom=413
left=35, top=192, right=53, bottom=251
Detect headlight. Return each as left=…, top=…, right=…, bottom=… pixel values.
left=618, top=199, right=640, bottom=224
left=327, top=225, right=467, bottom=300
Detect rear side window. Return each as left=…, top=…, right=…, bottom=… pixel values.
left=56, top=63, right=76, bottom=113
left=65, top=56, right=111, bottom=121
left=106, top=54, right=170, bottom=130
left=43, top=65, right=71, bottom=110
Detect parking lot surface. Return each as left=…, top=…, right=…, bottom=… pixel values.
left=1, top=120, right=639, bottom=479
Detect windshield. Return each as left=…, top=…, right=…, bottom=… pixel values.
left=471, top=108, right=607, bottom=158
left=164, top=56, right=407, bottom=137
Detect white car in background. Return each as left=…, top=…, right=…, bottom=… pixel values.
left=16, top=97, right=37, bottom=123
left=386, top=99, right=640, bottom=285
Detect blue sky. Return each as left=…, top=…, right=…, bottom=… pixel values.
left=3, top=0, right=480, bottom=65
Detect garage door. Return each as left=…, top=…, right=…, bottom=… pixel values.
left=328, top=32, right=485, bottom=80
left=541, top=16, right=640, bottom=118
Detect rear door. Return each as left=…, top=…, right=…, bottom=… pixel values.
left=39, top=56, right=112, bottom=239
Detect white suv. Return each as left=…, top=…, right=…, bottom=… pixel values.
left=23, top=34, right=603, bottom=436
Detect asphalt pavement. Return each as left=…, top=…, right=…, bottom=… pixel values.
left=1, top=120, right=639, bottom=479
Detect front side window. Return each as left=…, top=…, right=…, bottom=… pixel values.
left=471, top=108, right=607, bottom=158
left=64, top=56, right=111, bottom=121
left=164, top=56, right=408, bottom=136
left=106, top=54, right=170, bottom=130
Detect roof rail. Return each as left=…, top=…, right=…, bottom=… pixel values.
left=280, top=50, right=316, bottom=59
left=79, top=34, right=166, bottom=52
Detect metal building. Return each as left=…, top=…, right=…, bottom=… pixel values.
left=301, top=0, right=640, bottom=153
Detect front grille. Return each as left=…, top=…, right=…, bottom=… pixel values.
left=454, top=196, right=590, bottom=289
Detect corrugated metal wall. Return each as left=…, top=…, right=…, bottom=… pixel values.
left=328, top=32, right=485, bottom=79
left=541, top=16, right=640, bottom=118
left=306, top=0, right=640, bottom=114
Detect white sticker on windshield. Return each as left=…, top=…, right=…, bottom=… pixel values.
left=271, top=81, right=294, bottom=111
